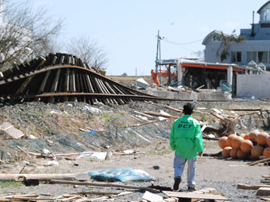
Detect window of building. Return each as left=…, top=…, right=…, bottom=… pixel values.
left=212, top=34, right=221, bottom=41
left=265, top=8, right=270, bottom=21
left=263, top=8, right=270, bottom=21
left=247, top=51, right=269, bottom=63
left=247, top=51, right=257, bottom=62
left=261, top=23, right=270, bottom=28
left=231, top=52, right=242, bottom=63
left=258, top=51, right=268, bottom=63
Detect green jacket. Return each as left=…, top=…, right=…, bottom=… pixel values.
left=170, top=115, right=204, bottom=159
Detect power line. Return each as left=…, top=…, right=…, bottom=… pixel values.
left=162, top=38, right=203, bottom=46
left=161, top=38, right=203, bottom=52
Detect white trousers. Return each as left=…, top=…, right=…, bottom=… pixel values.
left=173, top=152, right=197, bottom=188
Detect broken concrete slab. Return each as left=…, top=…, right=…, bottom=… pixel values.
left=136, top=78, right=150, bottom=89
left=0, top=122, right=25, bottom=139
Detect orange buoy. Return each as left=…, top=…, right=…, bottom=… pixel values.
left=243, top=134, right=249, bottom=140
left=249, top=130, right=260, bottom=142
left=230, top=148, right=238, bottom=158
left=263, top=147, right=270, bottom=157
left=256, top=132, right=269, bottom=145
left=237, top=149, right=250, bottom=160
left=218, top=136, right=229, bottom=149
left=251, top=145, right=264, bottom=159
left=240, top=140, right=253, bottom=153
left=267, top=136, right=270, bottom=147
left=231, top=136, right=244, bottom=149
left=222, top=146, right=232, bottom=158
left=227, top=134, right=236, bottom=147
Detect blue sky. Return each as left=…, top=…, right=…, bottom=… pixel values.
left=30, top=0, right=267, bottom=76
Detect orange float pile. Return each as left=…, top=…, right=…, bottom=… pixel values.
left=219, top=130, right=270, bottom=160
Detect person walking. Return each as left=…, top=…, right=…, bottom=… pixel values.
left=170, top=103, right=204, bottom=191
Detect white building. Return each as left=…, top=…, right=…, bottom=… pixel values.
left=203, top=1, right=270, bottom=71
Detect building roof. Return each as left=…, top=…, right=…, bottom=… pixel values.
left=257, top=1, right=270, bottom=14
left=201, top=30, right=229, bottom=45
left=156, top=58, right=261, bottom=73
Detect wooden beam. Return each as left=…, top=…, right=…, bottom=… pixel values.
left=144, top=111, right=179, bottom=119
left=142, top=191, right=163, bottom=201
left=0, top=173, right=90, bottom=181
left=165, top=106, right=182, bottom=113
left=163, top=191, right=227, bottom=200
left=50, top=180, right=160, bottom=193
left=237, top=183, right=270, bottom=190
left=247, top=157, right=270, bottom=166
left=257, top=187, right=270, bottom=196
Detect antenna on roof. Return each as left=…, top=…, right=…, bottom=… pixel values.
left=251, top=11, right=255, bottom=37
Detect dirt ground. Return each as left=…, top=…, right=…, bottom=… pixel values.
left=0, top=139, right=268, bottom=201
left=0, top=78, right=270, bottom=201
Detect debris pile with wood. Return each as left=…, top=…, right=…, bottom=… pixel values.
left=0, top=99, right=269, bottom=200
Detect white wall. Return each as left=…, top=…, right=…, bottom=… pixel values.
left=204, top=38, right=270, bottom=68
left=237, top=74, right=270, bottom=98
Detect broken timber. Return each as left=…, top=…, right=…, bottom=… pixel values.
left=0, top=173, right=90, bottom=181
left=165, top=106, right=182, bottom=113
left=257, top=187, right=270, bottom=196
left=163, top=191, right=227, bottom=201
left=247, top=157, right=270, bottom=166
left=144, top=111, right=179, bottom=119
left=50, top=180, right=160, bottom=193
left=237, top=183, right=270, bottom=190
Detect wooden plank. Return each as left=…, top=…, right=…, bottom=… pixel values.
left=0, top=173, right=90, bottom=181
left=83, top=191, right=132, bottom=202
left=78, top=191, right=130, bottom=196
left=162, top=191, right=227, bottom=200
left=17, top=146, right=31, bottom=158
left=201, top=125, right=206, bottom=132
left=50, top=180, right=159, bottom=193
left=134, top=111, right=155, bottom=119
left=86, top=196, right=108, bottom=201
left=262, top=179, right=270, bottom=184
left=142, top=191, right=163, bottom=201
left=165, top=106, right=182, bottom=113
left=257, top=187, right=270, bottom=196
left=237, top=183, right=270, bottom=190
left=248, top=157, right=270, bottom=166
left=144, top=111, right=179, bottom=119
left=260, top=197, right=270, bottom=201
left=164, top=198, right=178, bottom=202
left=192, top=188, right=216, bottom=194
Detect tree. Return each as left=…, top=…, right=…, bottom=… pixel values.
left=216, top=30, right=245, bottom=62
left=65, top=35, right=108, bottom=71
left=0, top=0, right=63, bottom=70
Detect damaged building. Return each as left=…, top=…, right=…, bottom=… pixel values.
left=203, top=1, right=270, bottom=70
left=152, top=1, right=270, bottom=100
left=153, top=58, right=261, bottom=100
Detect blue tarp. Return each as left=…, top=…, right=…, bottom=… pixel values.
left=88, top=167, right=155, bottom=182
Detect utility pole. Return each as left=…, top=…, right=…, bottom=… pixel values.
left=155, top=30, right=162, bottom=73
left=135, top=68, right=137, bottom=89
left=155, top=30, right=163, bottom=84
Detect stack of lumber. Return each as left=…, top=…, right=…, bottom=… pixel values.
left=238, top=182, right=270, bottom=200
